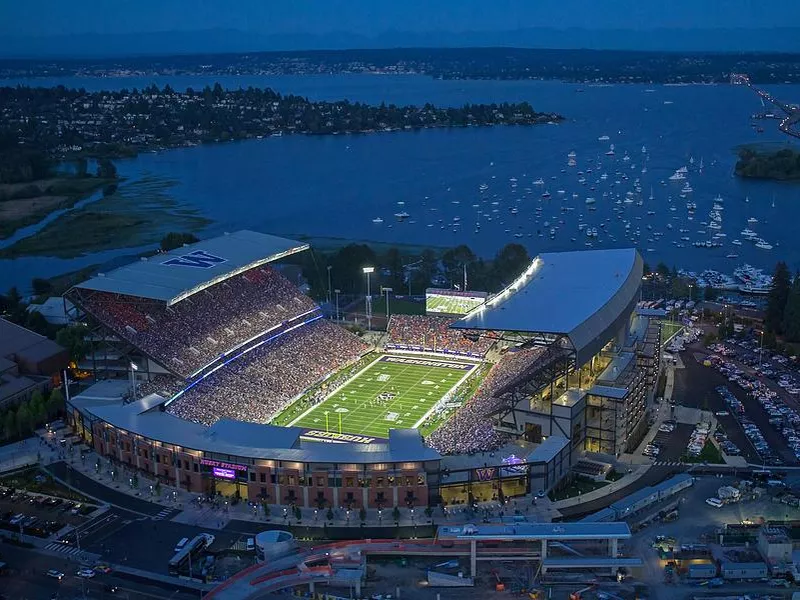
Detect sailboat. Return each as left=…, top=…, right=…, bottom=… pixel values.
left=649, top=187, right=655, bottom=201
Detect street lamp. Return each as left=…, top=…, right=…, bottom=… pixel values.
left=363, top=267, right=374, bottom=330
left=381, top=287, right=393, bottom=319
left=327, top=265, right=333, bottom=306
left=758, top=329, right=765, bottom=369
left=378, top=508, right=383, bottom=525
left=334, top=289, right=341, bottom=322
left=129, top=361, right=138, bottom=399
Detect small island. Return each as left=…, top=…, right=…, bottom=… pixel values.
left=734, top=146, right=800, bottom=180
left=0, top=84, right=563, bottom=161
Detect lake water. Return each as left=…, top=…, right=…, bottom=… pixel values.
left=1, top=74, right=799, bottom=292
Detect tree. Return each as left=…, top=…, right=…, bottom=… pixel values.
left=29, top=390, right=46, bottom=426
left=326, top=507, right=334, bottom=522
left=704, top=286, right=719, bottom=302
left=392, top=505, right=401, bottom=524
left=491, top=243, right=530, bottom=289
left=15, top=403, right=33, bottom=437
left=56, top=325, right=90, bottom=363
left=783, top=274, right=800, bottom=342
left=96, top=158, right=117, bottom=179
left=441, top=245, right=477, bottom=289
left=359, top=507, right=367, bottom=525
left=766, top=262, right=791, bottom=334
left=329, top=244, right=378, bottom=294
left=160, top=232, right=200, bottom=252
left=655, top=262, right=671, bottom=277
left=75, top=157, right=89, bottom=178
left=294, top=505, right=302, bottom=522
left=47, top=388, right=65, bottom=419
left=382, top=248, right=405, bottom=292
left=31, top=278, right=52, bottom=296
left=3, top=409, right=15, bottom=440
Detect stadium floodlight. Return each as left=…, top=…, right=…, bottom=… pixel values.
left=363, top=267, right=374, bottom=330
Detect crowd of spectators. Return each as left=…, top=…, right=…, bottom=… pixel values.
left=77, top=265, right=318, bottom=378
left=386, top=315, right=495, bottom=358
left=426, top=345, right=546, bottom=454
left=166, top=319, right=369, bottom=426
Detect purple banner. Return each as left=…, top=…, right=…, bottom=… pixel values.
left=212, top=467, right=236, bottom=480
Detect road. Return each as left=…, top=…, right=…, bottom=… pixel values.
left=46, top=462, right=179, bottom=517
left=0, top=544, right=199, bottom=600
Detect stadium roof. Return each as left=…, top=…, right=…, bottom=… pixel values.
left=68, top=385, right=440, bottom=464
left=71, top=230, right=309, bottom=306
left=453, top=248, right=643, bottom=363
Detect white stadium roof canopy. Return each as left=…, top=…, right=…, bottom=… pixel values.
left=452, top=248, right=643, bottom=363
left=71, top=230, right=309, bottom=306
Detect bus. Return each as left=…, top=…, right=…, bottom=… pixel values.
left=167, top=534, right=209, bottom=576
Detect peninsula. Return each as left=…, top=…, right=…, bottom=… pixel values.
left=0, top=85, right=562, bottom=160
left=734, top=146, right=800, bottom=181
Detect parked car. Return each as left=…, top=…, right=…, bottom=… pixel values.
left=46, top=570, right=65, bottom=580
left=76, top=568, right=95, bottom=578
left=705, top=497, right=723, bottom=508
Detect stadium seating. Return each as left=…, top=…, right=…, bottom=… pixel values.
left=78, top=265, right=319, bottom=378
left=166, top=319, right=369, bottom=426
left=386, top=315, right=495, bottom=358
left=425, top=345, right=546, bottom=454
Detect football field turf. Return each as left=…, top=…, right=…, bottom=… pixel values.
left=288, top=355, right=476, bottom=439
left=426, top=294, right=484, bottom=315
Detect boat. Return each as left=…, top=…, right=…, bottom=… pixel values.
left=598, top=135, right=610, bottom=141
left=541, top=190, right=552, bottom=199
left=394, top=212, right=410, bottom=221
left=668, top=167, right=688, bottom=181
left=755, top=240, right=773, bottom=250
left=585, top=197, right=596, bottom=205
left=747, top=217, right=758, bottom=224
left=642, top=145, right=647, bottom=153
left=533, top=178, right=545, bottom=185
left=605, top=144, right=616, bottom=156
left=568, top=150, right=577, bottom=158
left=372, top=217, right=384, bottom=224
left=681, top=182, right=693, bottom=193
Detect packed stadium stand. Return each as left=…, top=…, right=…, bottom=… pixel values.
left=386, top=315, right=495, bottom=358
left=425, top=345, right=546, bottom=454
left=66, top=231, right=314, bottom=379
left=72, top=265, right=319, bottom=379
left=166, top=318, right=368, bottom=426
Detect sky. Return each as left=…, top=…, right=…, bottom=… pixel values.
left=1, top=0, right=798, bottom=37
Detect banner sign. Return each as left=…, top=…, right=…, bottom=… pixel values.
left=301, top=430, right=378, bottom=444
left=200, top=458, right=247, bottom=471
left=212, top=467, right=236, bottom=480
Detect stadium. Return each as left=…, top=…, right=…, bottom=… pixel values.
left=64, top=231, right=659, bottom=510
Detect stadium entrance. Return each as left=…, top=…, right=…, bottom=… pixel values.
left=201, top=459, right=249, bottom=499
left=438, top=469, right=528, bottom=506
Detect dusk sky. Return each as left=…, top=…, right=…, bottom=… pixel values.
left=2, top=0, right=798, bottom=37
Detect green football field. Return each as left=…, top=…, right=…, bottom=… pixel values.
left=426, top=294, right=485, bottom=315
left=288, top=355, right=476, bottom=439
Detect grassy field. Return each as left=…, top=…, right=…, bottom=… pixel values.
left=661, top=321, right=684, bottom=344
left=289, top=354, right=476, bottom=439
left=426, top=293, right=485, bottom=315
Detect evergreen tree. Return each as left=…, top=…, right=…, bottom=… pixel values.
left=48, top=388, right=65, bottom=419
left=766, top=262, right=791, bottom=334
left=3, top=409, right=15, bottom=440
left=782, top=274, right=800, bottom=342
left=15, top=403, right=33, bottom=437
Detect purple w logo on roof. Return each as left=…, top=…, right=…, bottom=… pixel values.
left=162, top=250, right=227, bottom=269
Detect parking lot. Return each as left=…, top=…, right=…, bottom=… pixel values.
left=0, top=485, right=92, bottom=538
left=674, top=350, right=773, bottom=464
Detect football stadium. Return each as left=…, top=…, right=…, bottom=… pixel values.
left=64, top=231, right=661, bottom=510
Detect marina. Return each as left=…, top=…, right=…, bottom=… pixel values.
left=0, top=75, right=799, bottom=289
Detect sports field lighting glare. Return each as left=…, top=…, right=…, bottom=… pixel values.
left=363, top=266, right=374, bottom=330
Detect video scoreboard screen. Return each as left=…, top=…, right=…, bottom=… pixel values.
left=425, top=288, right=487, bottom=316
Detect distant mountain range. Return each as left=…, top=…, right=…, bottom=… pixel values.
left=3, top=27, right=800, bottom=58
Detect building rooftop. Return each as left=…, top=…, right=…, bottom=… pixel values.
left=524, top=435, right=570, bottom=463
left=552, top=389, right=587, bottom=408
left=0, top=319, right=66, bottom=367
left=453, top=249, right=643, bottom=363
left=71, top=230, right=308, bottom=306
